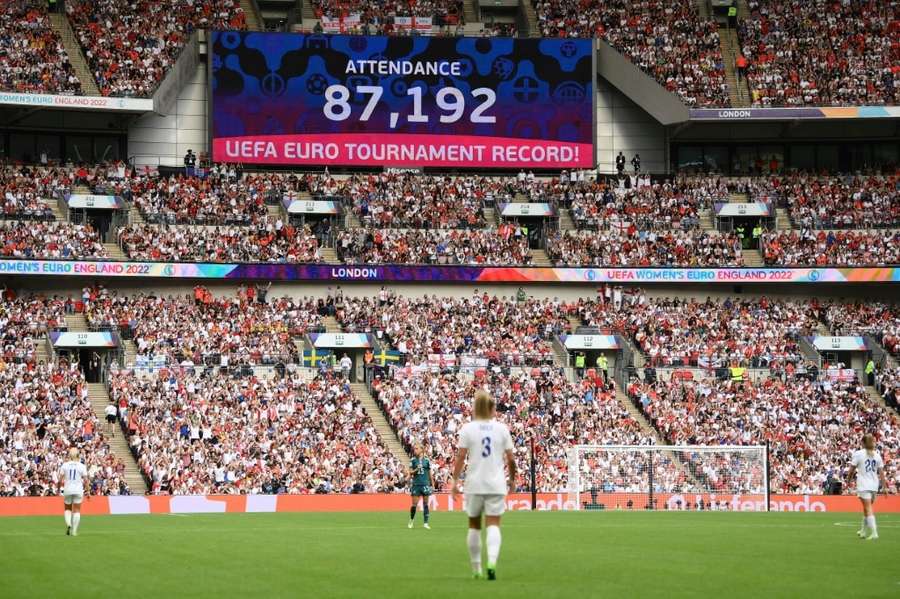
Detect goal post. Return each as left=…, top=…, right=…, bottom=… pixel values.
left=566, top=445, right=770, bottom=512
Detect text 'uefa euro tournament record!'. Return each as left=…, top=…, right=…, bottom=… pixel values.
left=210, top=33, right=595, bottom=168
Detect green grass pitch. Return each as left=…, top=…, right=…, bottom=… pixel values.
left=1, top=511, right=897, bottom=598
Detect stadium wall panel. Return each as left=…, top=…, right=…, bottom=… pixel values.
left=0, top=494, right=897, bottom=516
left=595, top=77, right=666, bottom=174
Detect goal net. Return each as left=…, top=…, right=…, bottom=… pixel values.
left=566, top=445, right=769, bottom=512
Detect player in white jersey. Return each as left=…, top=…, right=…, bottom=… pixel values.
left=59, top=448, right=90, bottom=536
left=451, top=390, right=516, bottom=581
left=846, top=434, right=887, bottom=541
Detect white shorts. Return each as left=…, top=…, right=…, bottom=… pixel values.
left=63, top=493, right=84, bottom=506
left=857, top=491, right=877, bottom=501
left=465, top=494, right=506, bottom=518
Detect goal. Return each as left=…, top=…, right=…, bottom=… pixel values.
left=566, top=445, right=770, bottom=512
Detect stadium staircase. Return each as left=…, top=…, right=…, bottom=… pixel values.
left=104, top=242, right=128, bottom=261
left=345, top=211, right=362, bottom=228
left=864, top=386, right=891, bottom=411
left=483, top=206, right=497, bottom=226
left=566, top=315, right=582, bottom=335
left=48, top=13, right=100, bottom=96
left=34, top=339, right=52, bottom=365
left=741, top=249, right=764, bottom=267
left=519, top=0, right=541, bottom=37
left=319, top=247, right=338, bottom=263
left=123, top=340, right=138, bottom=367
left=349, top=383, right=411, bottom=464
left=774, top=208, right=792, bottom=230
left=86, top=383, right=149, bottom=494
left=299, top=0, right=314, bottom=21
left=240, top=0, right=264, bottom=31
left=620, top=335, right=647, bottom=369
left=322, top=315, right=342, bottom=332
left=558, top=208, right=576, bottom=231
left=129, top=207, right=146, bottom=226
left=729, top=192, right=749, bottom=203
left=719, top=28, right=752, bottom=108
left=65, top=312, right=89, bottom=332
left=267, top=204, right=284, bottom=220
left=49, top=201, right=68, bottom=221
left=463, top=0, right=479, bottom=27
left=530, top=248, right=552, bottom=266
left=698, top=209, right=716, bottom=231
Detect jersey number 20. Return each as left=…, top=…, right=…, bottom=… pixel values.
left=481, top=437, right=492, bottom=458
left=864, top=459, right=877, bottom=473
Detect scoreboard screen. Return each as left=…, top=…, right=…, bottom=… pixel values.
left=210, top=32, right=595, bottom=169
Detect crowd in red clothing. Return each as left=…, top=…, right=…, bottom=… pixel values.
left=84, top=286, right=320, bottom=366
left=761, top=230, right=900, bottom=266
left=338, top=291, right=569, bottom=366
left=534, top=0, right=728, bottom=107
left=629, top=375, right=899, bottom=493
left=66, top=0, right=246, bottom=97
left=0, top=221, right=107, bottom=260
left=311, top=0, right=463, bottom=29
left=750, top=174, right=900, bottom=229
left=579, top=293, right=818, bottom=370
left=118, top=221, right=323, bottom=263
left=823, top=301, right=900, bottom=356
left=336, top=226, right=532, bottom=265
left=373, top=368, right=655, bottom=492
left=547, top=229, right=744, bottom=266
left=0, top=0, right=82, bottom=95
left=0, top=294, right=67, bottom=364
left=738, top=0, right=899, bottom=107
left=110, top=369, right=404, bottom=494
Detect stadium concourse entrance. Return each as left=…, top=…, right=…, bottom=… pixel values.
left=50, top=331, right=123, bottom=384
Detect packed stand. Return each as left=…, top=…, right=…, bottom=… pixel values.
left=547, top=229, right=744, bottom=267
left=0, top=165, right=72, bottom=220
left=629, top=375, right=900, bottom=493
left=109, top=369, right=405, bottom=494
left=310, top=0, right=463, bottom=29
left=578, top=292, right=819, bottom=370
left=0, top=294, right=67, bottom=364
left=118, top=221, right=324, bottom=263
left=372, top=368, right=657, bottom=492
left=338, top=291, right=569, bottom=366
left=752, top=174, right=900, bottom=229
left=876, top=365, right=900, bottom=411
left=823, top=301, right=900, bottom=356
left=66, top=0, right=246, bottom=97
left=0, top=221, right=107, bottom=260
left=0, top=360, right=129, bottom=496
left=534, top=0, right=728, bottom=107
left=738, top=0, right=900, bottom=107
left=336, top=225, right=532, bottom=265
left=0, top=0, right=82, bottom=95
left=568, top=178, right=727, bottom=230
left=83, top=286, right=319, bottom=366
left=340, top=173, right=516, bottom=229
left=129, top=174, right=275, bottom=225
left=761, top=230, right=900, bottom=266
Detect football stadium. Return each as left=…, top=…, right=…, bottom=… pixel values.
left=0, top=0, right=898, bottom=596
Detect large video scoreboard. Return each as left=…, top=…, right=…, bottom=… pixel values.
left=210, top=32, right=595, bottom=169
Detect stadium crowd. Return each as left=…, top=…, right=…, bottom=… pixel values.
left=84, top=287, right=320, bottom=366
left=629, top=375, right=900, bottom=494
left=0, top=221, right=107, bottom=260
left=0, top=359, right=129, bottom=497
left=738, top=0, right=900, bottom=107
left=751, top=174, right=900, bottom=229
left=822, top=301, right=900, bottom=356
left=534, top=0, right=728, bottom=107
left=578, top=294, right=818, bottom=369
left=338, top=292, right=567, bottom=366
left=761, top=230, right=900, bottom=266
left=310, top=0, right=463, bottom=28
left=547, top=229, right=744, bottom=267
left=372, top=368, right=657, bottom=491
left=0, top=0, right=82, bottom=95
left=66, top=0, right=246, bottom=97
left=336, top=226, right=532, bottom=265
left=118, top=221, right=324, bottom=263
left=110, top=369, right=405, bottom=494
left=0, top=294, right=67, bottom=364
left=0, top=166, right=67, bottom=220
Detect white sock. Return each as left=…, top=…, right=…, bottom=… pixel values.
left=64, top=510, right=72, bottom=527
left=861, top=517, right=867, bottom=533
left=467, top=529, right=482, bottom=573
left=486, top=525, right=502, bottom=568
left=72, top=513, right=81, bottom=534
left=866, top=515, right=877, bottom=536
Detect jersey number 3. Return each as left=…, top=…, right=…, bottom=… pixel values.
left=481, top=437, right=492, bottom=458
